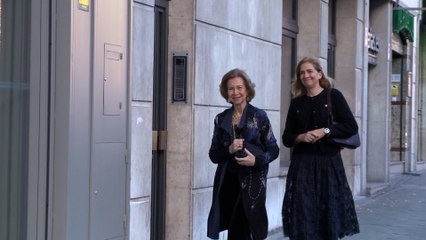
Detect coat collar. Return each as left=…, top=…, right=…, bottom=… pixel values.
left=220, top=104, right=254, bottom=137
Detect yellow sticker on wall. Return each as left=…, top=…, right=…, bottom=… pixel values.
left=79, top=0, right=90, bottom=11
left=391, top=84, right=399, bottom=96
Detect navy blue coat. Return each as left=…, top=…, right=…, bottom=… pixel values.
left=207, top=104, right=279, bottom=239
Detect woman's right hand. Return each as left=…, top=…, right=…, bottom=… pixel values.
left=229, top=139, right=245, bottom=154
left=297, top=131, right=320, bottom=143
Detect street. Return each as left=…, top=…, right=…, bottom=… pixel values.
left=267, top=169, right=426, bottom=240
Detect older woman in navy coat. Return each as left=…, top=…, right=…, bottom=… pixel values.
left=207, top=68, right=279, bottom=240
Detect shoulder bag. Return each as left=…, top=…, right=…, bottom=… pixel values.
left=326, top=89, right=361, bottom=149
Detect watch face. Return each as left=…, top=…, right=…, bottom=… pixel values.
left=324, top=128, right=330, bottom=134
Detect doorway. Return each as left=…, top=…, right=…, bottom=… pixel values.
left=151, top=1, right=168, bottom=239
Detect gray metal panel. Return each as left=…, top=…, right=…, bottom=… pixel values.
left=91, top=0, right=128, bottom=239
left=93, top=0, right=127, bottom=143
left=52, top=0, right=92, bottom=239
left=103, top=43, right=124, bottom=116
left=90, top=143, right=126, bottom=240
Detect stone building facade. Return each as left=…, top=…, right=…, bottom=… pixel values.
left=1, top=0, right=425, bottom=240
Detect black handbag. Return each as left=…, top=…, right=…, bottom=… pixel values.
left=326, top=89, right=360, bottom=149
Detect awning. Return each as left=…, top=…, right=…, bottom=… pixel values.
left=393, top=9, right=414, bottom=42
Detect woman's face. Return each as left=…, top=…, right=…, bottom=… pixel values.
left=227, top=76, right=248, bottom=106
left=299, top=62, right=323, bottom=90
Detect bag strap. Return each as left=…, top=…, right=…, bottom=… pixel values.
left=327, top=88, right=334, bottom=123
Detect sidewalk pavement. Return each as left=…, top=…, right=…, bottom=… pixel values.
left=267, top=170, right=426, bottom=240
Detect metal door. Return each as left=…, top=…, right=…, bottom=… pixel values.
left=90, top=1, right=128, bottom=239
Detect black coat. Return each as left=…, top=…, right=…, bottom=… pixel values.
left=207, top=104, right=279, bottom=239
left=282, top=88, right=358, bottom=155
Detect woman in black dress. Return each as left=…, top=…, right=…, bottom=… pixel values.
left=281, top=57, right=360, bottom=239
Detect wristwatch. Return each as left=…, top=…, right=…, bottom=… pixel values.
left=323, top=128, right=330, bottom=135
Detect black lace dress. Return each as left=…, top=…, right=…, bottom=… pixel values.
left=281, top=89, right=360, bottom=240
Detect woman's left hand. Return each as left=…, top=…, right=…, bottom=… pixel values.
left=235, top=148, right=255, bottom=167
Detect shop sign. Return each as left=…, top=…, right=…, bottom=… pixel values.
left=79, top=0, right=90, bottom=12
left=368, top=28, right=380, bottom=66
left=393, top=9, right=414, bottom=42
left=392, top=74, right=401, bottom=83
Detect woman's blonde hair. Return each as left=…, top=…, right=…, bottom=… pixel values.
left=291, top=57, right=333, bottom=97
left=219, top=68, right=256, bottom=103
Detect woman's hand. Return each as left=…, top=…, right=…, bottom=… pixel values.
left=297, top=128, right=327, bottom=143
left=229, top=138, right=245, bottom=154
left=235, top=149, right=255, bottom=167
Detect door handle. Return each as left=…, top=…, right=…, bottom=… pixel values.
left=152, top=130, right=167, bottom=151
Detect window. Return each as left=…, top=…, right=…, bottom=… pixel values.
left=281, top=0, right=298, bottom=169
left=328, top=0, right=336, bottom=78
left=0, top=1, right=31, bottom=239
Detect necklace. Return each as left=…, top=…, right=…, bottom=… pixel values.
left=232, top=112, right=242, bottom=139
left=232, top=112, right=242, bottom=125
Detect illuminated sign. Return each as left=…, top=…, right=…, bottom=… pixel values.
left=79, top=0, right=89, bottom=12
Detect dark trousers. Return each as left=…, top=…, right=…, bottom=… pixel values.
left=221, top=171, right=252, bottom=240
left=228, top=195, right=251, bottom=239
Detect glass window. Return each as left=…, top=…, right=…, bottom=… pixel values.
left=283, top=0, right=294, bottom=20
left=0, top=0, right=31, bottom=239
left=281, top=0, right=298, bottom=169
left=328, top=0, right=336, bottom=35
left=328, top=44, right=336, bottom=78
left=282, top=0, right=298, bottom=32
left=328, top=0, right=336, bottom=78
left=281, top=36, right=296, bottom=169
